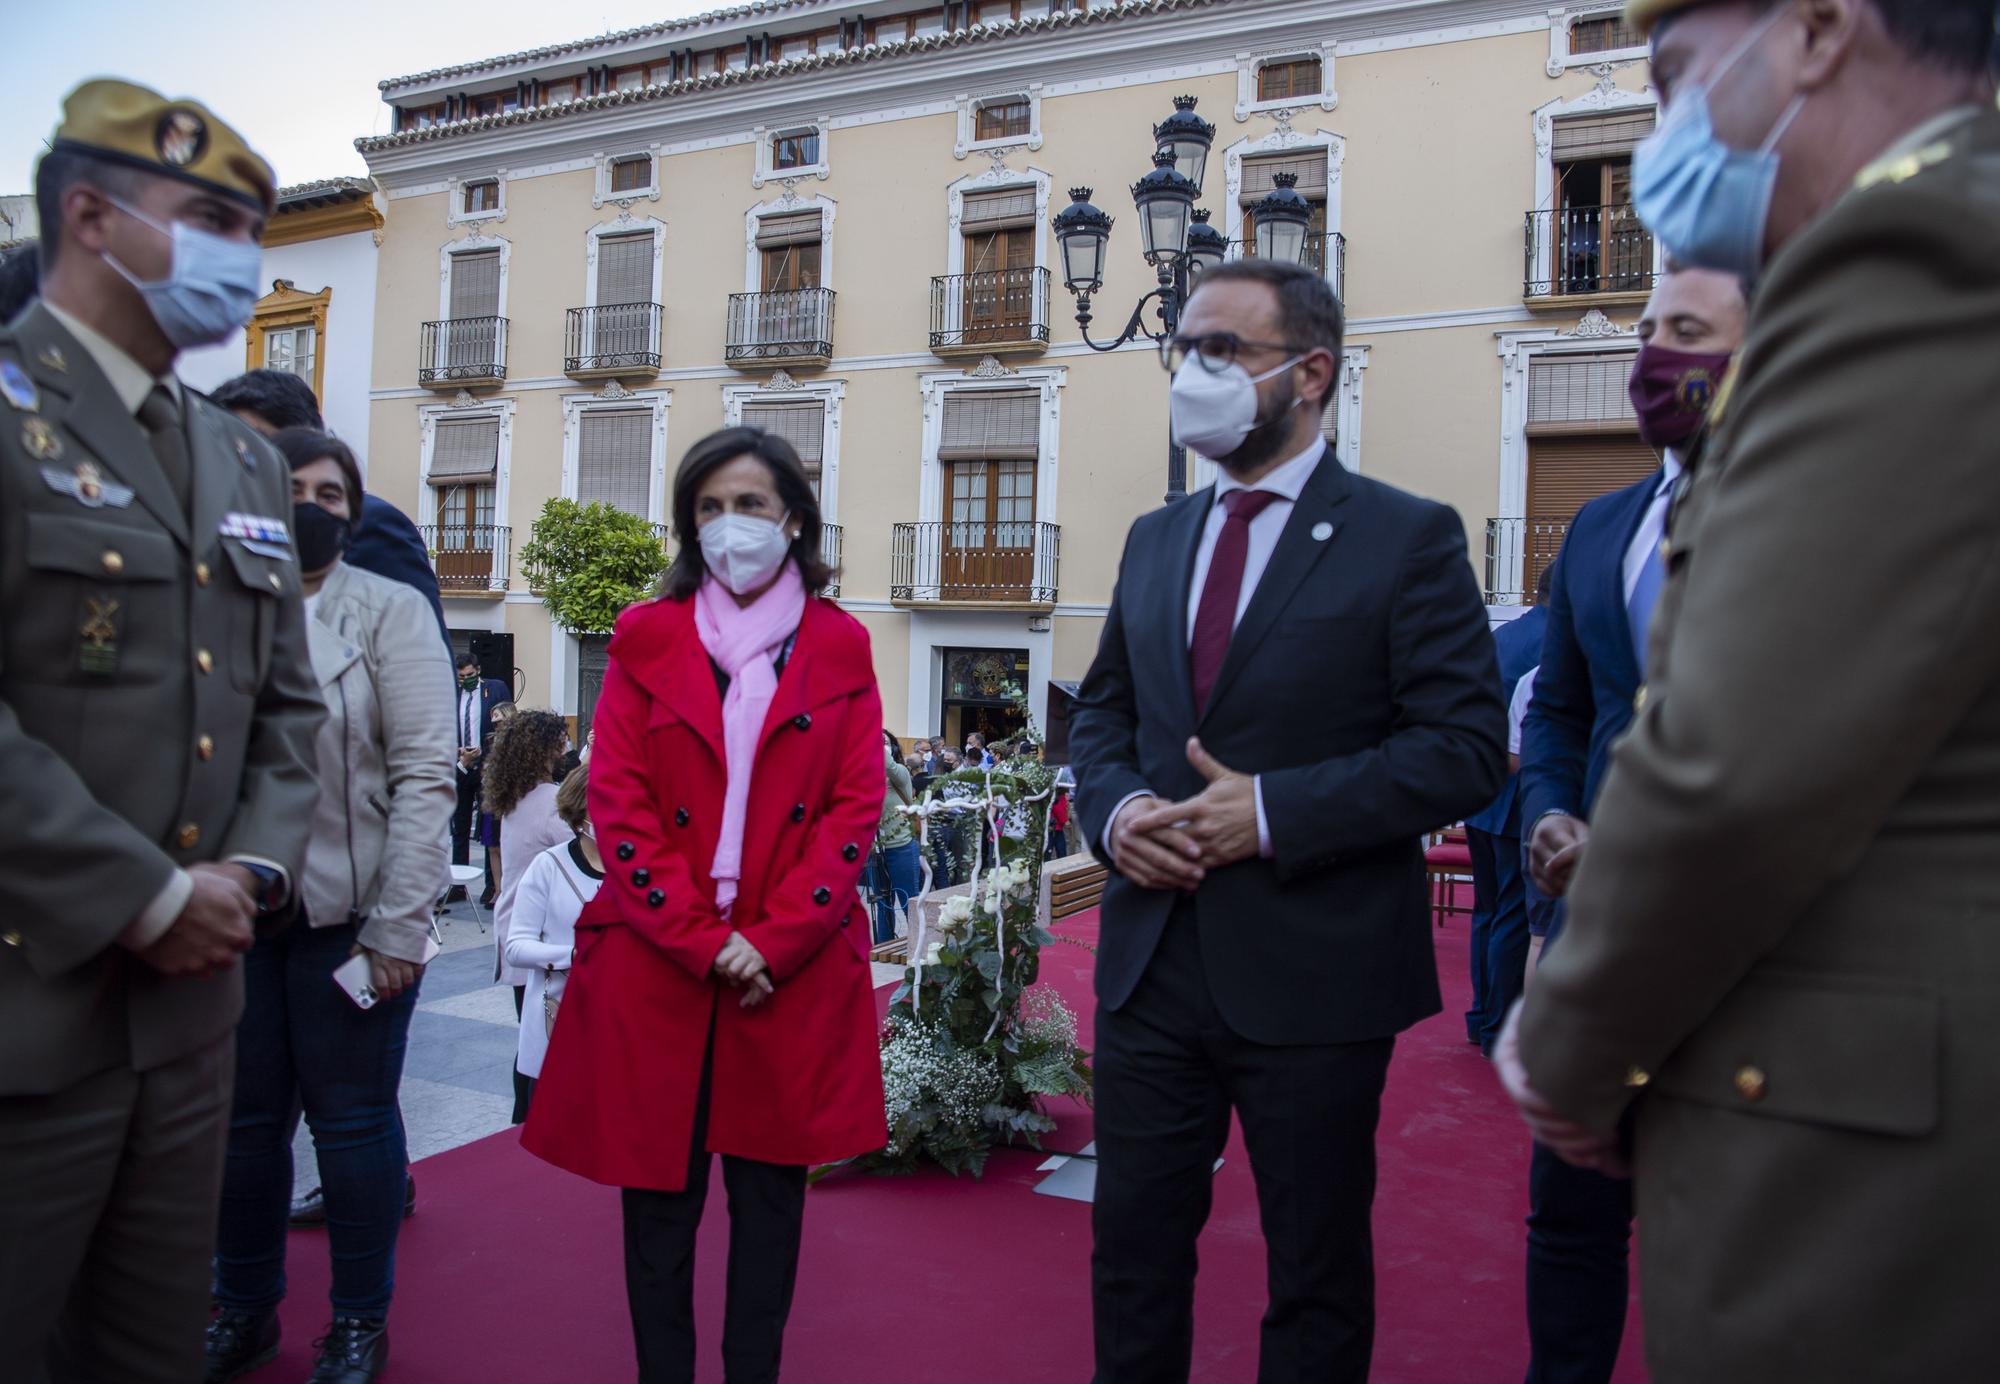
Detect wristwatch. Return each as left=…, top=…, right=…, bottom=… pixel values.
left=237, top=862, right=288, bottom=914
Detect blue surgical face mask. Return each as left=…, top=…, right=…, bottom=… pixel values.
left=1631, top=5, right=1807, bottom=281
left=100, top=196, right=263, bottom=350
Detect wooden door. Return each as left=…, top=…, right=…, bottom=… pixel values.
left=944, top=459, right=1036, bottom=599
left=961, top=229, right=1033, bottom=343
left=1600, top=163, right=1651, bottom=290
left=760, top=241, right=823, bottom=346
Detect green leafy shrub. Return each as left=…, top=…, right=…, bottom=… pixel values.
left=518, top=498, right=670, bottom=635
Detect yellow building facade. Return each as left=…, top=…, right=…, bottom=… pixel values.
left=357, top=0, right=1663, bottom=744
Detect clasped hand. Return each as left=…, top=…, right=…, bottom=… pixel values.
left=713, top=931, right=775, bottom=1009
left=1111, top=738, right=1260, bottom=891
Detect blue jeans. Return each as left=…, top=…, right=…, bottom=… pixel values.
left=1465, top=826, right=1531, bottom=1054
left=214, top=918, right=420, bottom=1317
left=867, top=839, right=923, bottom=945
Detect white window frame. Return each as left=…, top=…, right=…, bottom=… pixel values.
left=915, top=362, right=1067, bottom=530
left=753, top=118, right=832, bottom=188
left=433, top=231, right=511, bottom=377
left=447, top=173, right=507, bottom=226
left=262, top=323, right=317, bottom=382
left=1546, top=6, right=1649, bottom=77
left=593, top=149, right=661, bottom=208
left=1234, top=44, right=1338, bottom=122
left=560, top=387, right=673, bottom=525
left=1220, top=129, right=1344, bottom=289
left=1495, top=310, right=1640, bottom=517
left=1529, top=84, right=1665, bottom=293
left=415, top=396, right=517, bottom=580
left=955, top=86, right=1044, bottom=160
left=585, top=214, right=667, bottom=309
left=721, top=376, right=846, bottom=522
left=742, top=193, right=836, bottom=293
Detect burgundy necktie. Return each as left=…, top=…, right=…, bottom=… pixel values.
left=1190, top=488, right=1280, bottom=710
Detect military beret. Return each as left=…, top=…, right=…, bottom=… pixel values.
left=47, top=79, right=275, bottom=216
left=1625, top=0, right=1703, bottom=37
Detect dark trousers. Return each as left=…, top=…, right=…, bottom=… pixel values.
left=621, top=1046, right=807, bottom=1384
left=1465, top=827, right=1531, bottom=1054
left=1522, top=904, right=1632, bottom=1384
left=1092, top=903, right=1394, bottom=1384
left=510, top=985, right=533, bottom=1124
left=451, top=769, right=490, bottom=891
left=865, top=839, right=923, bottom=945
left=215, top=920, right=419, bottom=1317
left=0, top=1036, right=232, bottom=1384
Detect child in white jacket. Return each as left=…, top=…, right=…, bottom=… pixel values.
left=502, top=766, right=601, bottom=1090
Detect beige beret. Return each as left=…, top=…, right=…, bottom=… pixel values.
left=49, top=78, right=275, bottom=215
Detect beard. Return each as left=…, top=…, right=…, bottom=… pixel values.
left=1219, top=374, right=1303, bottom=477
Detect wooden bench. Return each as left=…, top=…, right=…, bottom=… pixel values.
left=1049, top=856, right=1107, bottom=921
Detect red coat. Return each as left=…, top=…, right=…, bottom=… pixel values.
left=521, top=594, right=887, bottom=1191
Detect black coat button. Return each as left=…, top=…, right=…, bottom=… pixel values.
left=631, top=868, right=650, bottom=887
left=813, top=886, right=831, bottom=905
left=617, top=842, right=636, bottom=861
left=791, top=803, right=807, bottom=823
left=674, top=808, right=690, bottom=827
left=842, top=843, right=859, bottom=862
left=647, top=889, right=666, bottom=908
left=793, top=713, right=812, bottom=732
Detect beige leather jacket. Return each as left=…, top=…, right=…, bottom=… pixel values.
left=303, top=561, right=456, bottom=963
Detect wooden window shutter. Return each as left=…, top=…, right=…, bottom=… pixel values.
left=1528, top=353, right=1639, bottom=432
left=429, top=418, right=499, bottom=483
left=1525, top=434, right=1659, bottom=520
left=755, top=211, right=823, bottom=248
left=937, top=390, right=1040, bottom=460
left=960, top=186, right=1038, bottom=231
left=596, top=232, right=654, bottom=306
left=448, top=249, right=501, bottom=318
left=576, top=410, right=653, bottom=517
left=1551, top=110, right=1656, bottom=162
left=740, top=399, right=825, bottom=465
left=1240, top=152, right=1328, bottom=204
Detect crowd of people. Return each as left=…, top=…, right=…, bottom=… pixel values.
left=4, top=2, right=1999, bottom=1382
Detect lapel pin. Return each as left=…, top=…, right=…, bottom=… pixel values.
left=1311, top=521, right=1334, bottom=542
left=234, top=436, right=255, bottom=470
left=21, top=417, right=63, bottom=462
left=0, top=360, right=39, bottom=413
left=35, top=345, right=69, bottom=374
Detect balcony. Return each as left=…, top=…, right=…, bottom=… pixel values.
left=725, top=287, right=835, bottom=369
left=819, top=522, right=844, bottom=600
left=1524, top=207, right=1657, bottom=305
left=565, top=303, right=663, bottom=379
left=419, top=317, right=508, bottom=389
left=422, top=523, right=511, bottom=596
left=890, top=521, right=1060, bottom=607
left=1229, top=232, right=1346, bottom=305
left=1483, top=516, right=1571, bottom=605
left=930, top=267, right=1051, bottom=356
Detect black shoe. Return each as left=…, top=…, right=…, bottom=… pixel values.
left=444, top=886, right=467, bottom=903
left=403, top=1172, right=417, bottom=1218
left=308, top=1317, right=389, bottom=1383
left=204, top=1308, right=279, bottom=1383
left=289, top=1185, right=326, bottom=1228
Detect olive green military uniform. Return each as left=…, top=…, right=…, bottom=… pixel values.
left=0, top=85, right=324, bottom=1384
left=1518, top=103, right=2000, bottom=1382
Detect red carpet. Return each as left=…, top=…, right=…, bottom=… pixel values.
left=265, top=912, right=1646, bottom=1382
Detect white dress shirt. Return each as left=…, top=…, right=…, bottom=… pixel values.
left=458, top=687, right=481, bottom=772
left=1622, top=450, right=1684, bottom=606
left=1108, top=438, right=1328, bottom=864
left=1509, top=667, right=1540, bottom=758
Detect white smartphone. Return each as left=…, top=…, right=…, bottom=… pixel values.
left=331, top=953, right=380, bottom=1010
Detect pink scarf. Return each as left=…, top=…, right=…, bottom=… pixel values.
left=694, top=563, right=807, bottom=918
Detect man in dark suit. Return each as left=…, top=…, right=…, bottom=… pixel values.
left=1514, top=260, right=1744, bottom=1384
left=452, top=652, right=512, bottom=901
left=1071, top=259, right=1506, bottom=1384
left=1462, top=571, right=1550, bottom=1057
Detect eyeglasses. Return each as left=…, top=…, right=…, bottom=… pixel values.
left=1161, top=332, right=1306, bottom=374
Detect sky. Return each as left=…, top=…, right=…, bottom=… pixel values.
left=3, top=1, right=735, bottom=195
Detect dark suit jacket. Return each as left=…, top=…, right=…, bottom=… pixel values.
left=349, top=494, right=448, bottom=648
left=1516, top=473, right=1658, bottom=832
left=1070, top=447, right=1507, bottom=1046
left=1464, top=602, right=1548, bottom=837
left=458, top=677, right=512, bottom=762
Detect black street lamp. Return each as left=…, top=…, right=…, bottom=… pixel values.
left=1052, top=95, right=1305, bottom=501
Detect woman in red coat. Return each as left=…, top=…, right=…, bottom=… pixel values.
left=522, top=426, right=886, bottom=1384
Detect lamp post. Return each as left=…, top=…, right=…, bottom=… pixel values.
left=1052, top=95, right=1309, bottom=501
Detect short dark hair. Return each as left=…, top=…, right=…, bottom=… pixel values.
left=0, top=242, right=39, bottom=325
left=1659, top=1, right=1997, bottom=72
left=212, top=369, right=324, bottom=432
left=456, top=651, right=480, bottom=672
left=269, top=427, right=365, bottom=531
left=33, top=146, right=147, bottom=273
left=660, top=426, right=836, bottom=601
left=1187, top=258, right=1345, bottom=411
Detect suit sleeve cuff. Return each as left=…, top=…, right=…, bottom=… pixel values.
left=1254, top=776, right=1274, bottom=859
left=227, top=855, right=292, bottom=909
left=121, top=869, right=192, bottom=950
left=1102, top=790, right=1156, bottom=864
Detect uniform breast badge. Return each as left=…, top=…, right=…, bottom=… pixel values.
left=79, top=597, right=120, bottom=675
left=21, top=417, right=63, bottom=462
left=35, top=345, right=69, bottom=374
left=0, top=360, right=40, bottom=412
left=42, top=459, right=134, bottom=509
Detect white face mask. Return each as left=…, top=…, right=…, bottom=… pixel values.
left=1169, top=353, right=1305, bottom=460
left=699, top=511, right=794, bottom=595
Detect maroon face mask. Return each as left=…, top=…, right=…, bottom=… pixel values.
left=1627, top=342, right=1733, bottom=449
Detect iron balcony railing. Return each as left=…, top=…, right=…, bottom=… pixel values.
left=1228, top=231, right=1346, bottom=303
left=421, top=523, right=511, bottom=593
left=1524, top=206, right=1657, bottom=298
left=565, top=302, right=663, bottom=374
left=1483, top=516, right=1572, bottom=605
left=929, top=266, right=1051, bottom=351
left=819, top=522, right=844, bottom=599
left=419, top=316, right=508, bottom=385
left=725, top=287, right=835, bottom=363
left=890, top=520, right=1060, bottom=605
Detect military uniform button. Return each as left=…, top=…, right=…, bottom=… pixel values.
left=197, top=734, right=215, bottom=761
left=177, top=823, right=201, bottom=849
left=1, top=929, right=21, bottom=947
left=646, top=889, right=666, bottom=908
left=674, top=808, right=690, bottom=827
left=793, top=714, right=812, bottom=732
left=196, top=649, right=214, bottom=675
left=194, top=561, right=212, bottom=586
left=813, top=886, right=831, bottom=905
left=790, top=803, right=806, bottom=823
left=1734, top=1065, right=1767, bottom=1103
left=102, top=550, right=124, bottom=576
left=631, top=868, right=650, bottom=887
left=842, top=843, right=859, bottom=862
left=617, top=842, right=636, bottom=861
